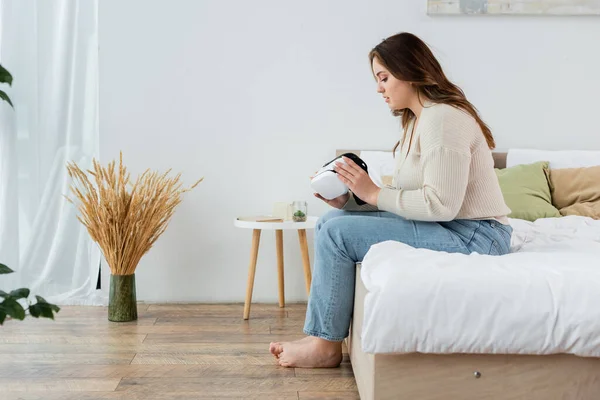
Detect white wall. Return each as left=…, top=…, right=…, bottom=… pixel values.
left=99, top=0, right=600, bottom=302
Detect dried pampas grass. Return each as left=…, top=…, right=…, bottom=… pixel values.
left=65, top=152, right=203, bottom=276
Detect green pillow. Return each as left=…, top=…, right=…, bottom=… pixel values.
left=495, top=161, right=561, bottom=221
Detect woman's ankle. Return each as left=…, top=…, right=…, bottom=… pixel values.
left=311, top=336, right=343, bottom=353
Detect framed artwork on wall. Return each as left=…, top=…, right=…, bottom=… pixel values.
left=427, top=0, right=600, bottom=15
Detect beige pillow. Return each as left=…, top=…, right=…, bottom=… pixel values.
left=381, top=175, right=393, bottom=187
left=549, top=166, right=600, bottom=219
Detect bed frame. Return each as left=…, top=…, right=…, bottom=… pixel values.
left=336, top=150, right=600, bottom=399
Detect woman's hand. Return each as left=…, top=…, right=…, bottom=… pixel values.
left=334, top=156, right=381, bottom=206
left=313, top=192, right=350, bottom=209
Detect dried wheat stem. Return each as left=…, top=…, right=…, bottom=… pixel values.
left=66, top=152, right=203, bottom=275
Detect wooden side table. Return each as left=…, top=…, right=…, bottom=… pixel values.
left=234, top=216, right=318, bottom=319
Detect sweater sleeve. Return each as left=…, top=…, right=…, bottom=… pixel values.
left=376, top=106, right=473, bottom=221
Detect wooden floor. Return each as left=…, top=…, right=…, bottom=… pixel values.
left=0, top=303, right=358, bottom=399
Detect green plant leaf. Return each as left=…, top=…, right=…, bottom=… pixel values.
left=1, top=298, right=25, bottom=320
left=0, top=90, right=14, bottom=108
left=28, top=303, right=51, bottom=319
left=0, top=64, right=13, bottom=85
left=0, top=263, right=13, bottom=274
left=9, top=288, right=30, bottom=300
left=0, top=309, right=6, bottom=325
left=35, top=296, right=61, bottom=313
left=28, top=304, right=40, bottom=318
left=0, top=290, right=9, bottom=298
left=29, top=300, right=60, bottom=320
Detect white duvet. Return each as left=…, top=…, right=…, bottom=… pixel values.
left=360, top=216, right=600, bottom=357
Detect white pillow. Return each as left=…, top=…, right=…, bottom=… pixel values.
left=507, top=149, right=600, bottom=169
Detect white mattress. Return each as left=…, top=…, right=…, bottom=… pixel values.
left=360, top=216, right=600, bottom=357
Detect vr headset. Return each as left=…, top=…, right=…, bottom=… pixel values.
left=310, top=153, right=369, bottom=206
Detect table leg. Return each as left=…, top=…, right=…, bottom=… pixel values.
left=276, top=229, right=284, bottom=308
left=297, top=229, right=312, bottom=295
left=243, top=229, right=261, bottom=320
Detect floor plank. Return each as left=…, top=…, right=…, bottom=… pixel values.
left=143, top=332, right=304, bottom=344
left=130, top=353, right=275, bottom=365
left=0, top=334, right=148, bottom=344
left=295, top=361, right=355, bottom=378
left=1, top=364, right=294, bottom=379
left=0, top=353, right=136, bottom=365
left=0, top=302, right=358, bottom=398
left=299, top=391, right=361, bottom=399
left=2, top=323, right=271, bottom=335
left=2, top=316, right=158, bottom=327
left=143, top=304, right=291, bottom=319
left=153, top=316, right=287, bottom=326
left=0, top=342, right=274, bottom=354
left=2, top=392, right=300, bottom=400
left=146, top=303, right=307, bottom=311
left=0, top=378, right=120, bottom=392
left=115, top=376, right=356, bottom=393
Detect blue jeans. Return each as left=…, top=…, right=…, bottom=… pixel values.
left=303, top=209, right=513, bottom=342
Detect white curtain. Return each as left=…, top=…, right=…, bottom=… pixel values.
left=0, top=0, right=106, bottom=305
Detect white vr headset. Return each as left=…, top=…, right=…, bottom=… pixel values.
left=310, top=153, right=369, bottom=206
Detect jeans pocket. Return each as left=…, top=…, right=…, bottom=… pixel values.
left=489, top=239, right=501, bottom=255
left=488, top=221, right=511, bottom=255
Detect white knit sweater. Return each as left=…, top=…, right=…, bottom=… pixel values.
left=343, top=102, right=511, bottom=223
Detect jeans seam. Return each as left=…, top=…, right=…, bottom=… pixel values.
left=325, top=271, right=338, bottom=334
left=324, top=229, right=342, bottom=337
left=303, top=328, right=345, bottom=342
left=465, top=221, right=482, bottom=248
left=490, top=239, right=500, bottom=255
left=488, top=222, right=512, bottom=254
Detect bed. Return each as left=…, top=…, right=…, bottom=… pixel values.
left=336, top=150, right=600, bottom=400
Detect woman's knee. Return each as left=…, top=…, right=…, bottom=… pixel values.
left=316, top=209, right=348, bottom=234
left=317, top=216, right=365, bottom=261
left=317, top=216, right=350, bottom=246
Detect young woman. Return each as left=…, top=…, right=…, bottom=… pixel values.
left=269, top=32, right=512, bottom=368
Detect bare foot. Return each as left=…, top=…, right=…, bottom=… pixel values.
left=269, top=341, right=283, bottom=359
left=269, top=336, right=311, bottom=359
left=270, top=336, right=343, bottom=368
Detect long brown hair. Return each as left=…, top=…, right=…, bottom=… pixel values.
left=369, top=32, right=495, bottom=152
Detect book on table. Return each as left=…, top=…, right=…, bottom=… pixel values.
left=237, top=216, right=283, bottom=223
